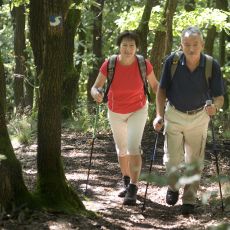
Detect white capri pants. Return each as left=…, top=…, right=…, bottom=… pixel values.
left=108, top=103, right=148, bottom=156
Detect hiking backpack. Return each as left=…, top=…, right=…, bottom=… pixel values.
left=170, top=51, right=213, bottom=87
left=103, top=54, right=152, bottom=103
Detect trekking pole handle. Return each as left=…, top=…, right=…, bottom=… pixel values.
left=97, top=87, right=104, bottom=95
left=206, top=100, right=212, bottom=107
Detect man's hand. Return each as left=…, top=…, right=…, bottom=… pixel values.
left=153, top=116, right=164, bottom=132
left=205, top=100, right=217, bottom=116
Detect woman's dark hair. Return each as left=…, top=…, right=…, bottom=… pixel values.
left=116, top=30, right=140, bottom=48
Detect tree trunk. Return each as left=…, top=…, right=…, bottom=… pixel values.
left=75, top=22, right=86, bottom=100
left=0, top=50, right=32, bottom=212
left=24, top=68, right=34, bottom=109
left=184, top=0, right=196, bottom=11
left=87, top=0, right=104, bottom=105
left=204, top=26, right=217, bottom=55
left=136, top=0, right=159, bottom=58
left=150, top=0, right=168, bottom=80
left=11, top=5, right=26, bottom=113
left=61, top=1, right=82, bottom=119
left=164, top=0, right=178, bottom=55
left=150, top=0, right=178, bottom=80
left=36, top=0, right=85, bottom=213
left=216, top=0, right=228, bottom=67
left=29, top=0, right=44, bottom=110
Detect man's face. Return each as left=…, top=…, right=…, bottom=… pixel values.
left=181, top=33, right=204, bottom=59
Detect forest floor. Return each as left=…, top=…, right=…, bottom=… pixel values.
left=1, top=124, right=230, bottom=230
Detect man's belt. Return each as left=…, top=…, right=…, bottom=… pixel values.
left=169, top=102, right=204, bottom=115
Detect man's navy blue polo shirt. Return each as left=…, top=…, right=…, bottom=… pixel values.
left=159, top=53, right=224, bottom=112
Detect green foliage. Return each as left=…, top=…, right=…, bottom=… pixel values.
left=7, top=113, right=37, bottom=145
left=10, top=0, right=29, bottom=7
left=140, top=172, right=168, bottom=187
left=207, top=223, right=230, bottom=230
left=63, top=97, right=110, bottom=133
left=173, top=8, right=229, bottom=37
left=115, top=7, right=143, bottom=31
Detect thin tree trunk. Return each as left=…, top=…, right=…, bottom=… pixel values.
left=75, top=22, right=86, bottom=100
left=165, top=0, right=178, bottom=55
left=204, top=26, right=217, bottom=55
left=87, top=0, right=104, bottom=105
left=150, top=0, right=168, bottom=80
left=216, top=0, right=228, bottom=67
left=61, top=0, right=82, bottom=119
left=29, top=0, right=44, bottom=110
left=11, top=5, right=26, bottom=113
left=136, top=0, right=159, bottom=57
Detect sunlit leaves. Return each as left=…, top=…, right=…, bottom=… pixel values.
left=115, top=7, right=143, bottom=31
left=173, top=8, right=229, bottom=37
left=115, top=5, right=163, bottom=32
left=10, top=0, right=29, bottom=9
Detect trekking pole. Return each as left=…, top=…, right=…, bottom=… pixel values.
left=142, top=131, right=160, bottom=212
left=206, top=100, right=224, bottom=211
left=85, top=89, right=103, bottom=195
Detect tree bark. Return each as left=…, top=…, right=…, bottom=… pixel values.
left=75, top=22, right=86, bottom=100
left=204, top=26, right=217, bottom=55
left=184, top=0, right=196, bottom=11
left=164, top=0, right=178, bottom=55
left=11, top=5, right=26, bottom=113
left=0, top=50, right=32, bottom=212
left=150, top=0, right=178, bottom=80
left=87, top=0, right=104, bottom=105
left=136, top=0, right=159, bottom=58
left=61, top=0, right=82, bottom=119
left=36, top=0, right=85, bottom=213
left=216, top=0, right=228, bottom=67
left=150, top=0, right=168, bottom=80
left=29, top=0, right=44, bottom=110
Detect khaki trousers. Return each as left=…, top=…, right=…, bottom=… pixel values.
left=163, top=103, right=210, bottom=204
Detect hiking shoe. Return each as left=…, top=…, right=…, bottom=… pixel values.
left=118, top=176, right=130, bottom=197
left=181, top=204, right=195, bottom=215
left=166, top=188, right=179, bottom=206
left=123, top=184, right=138, bottom=205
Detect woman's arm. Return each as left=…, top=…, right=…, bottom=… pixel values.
left=91, top=72, right=107, bottom=103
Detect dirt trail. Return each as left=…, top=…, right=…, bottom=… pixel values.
left=1, top=125, right=230, bottom=229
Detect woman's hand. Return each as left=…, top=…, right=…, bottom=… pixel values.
left=92, top=87, right=104, bottom=103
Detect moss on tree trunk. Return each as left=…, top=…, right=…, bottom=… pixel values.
left=0, top=51, right=33, bottom=212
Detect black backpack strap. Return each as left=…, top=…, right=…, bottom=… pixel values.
left=204, top=54, right=213, bottom=88
left=103, top=54, right=117, bottom=102
left=136, top=54, right=152, bottom=103
left=171, top=51, right=183, bottom=79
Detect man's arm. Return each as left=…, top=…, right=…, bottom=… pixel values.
left=213, top=96, right=224, bottom=111
left=205, top=95, right=224, bottom=116
left=153, top=87, right=166, bottom=131
left=156, top=87, right=167, bottom=117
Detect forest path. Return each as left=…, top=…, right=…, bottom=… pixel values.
left=2, top=124, right=230, bottom=229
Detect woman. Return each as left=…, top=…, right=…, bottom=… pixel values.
left=91, top=30, right=158, bottom=205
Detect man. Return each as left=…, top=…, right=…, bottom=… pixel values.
left=153, top=26, right=224, bottom=215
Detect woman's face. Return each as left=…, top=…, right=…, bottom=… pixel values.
left=119, top=38, right=137, bottom=58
